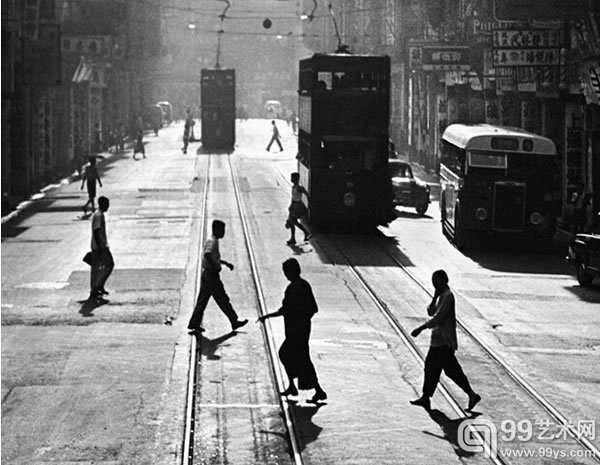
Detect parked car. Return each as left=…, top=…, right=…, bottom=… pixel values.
left=143, top=104, right=164, bottom=135
left=567, top=213, right=600, bottom=286
left=156, top=101, right=173, bottom=125
left=389, top=159, right=430, bottom=216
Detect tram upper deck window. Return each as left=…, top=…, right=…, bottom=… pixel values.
left=300, top=70, right=387, bottom=93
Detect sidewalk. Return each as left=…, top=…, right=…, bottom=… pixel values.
left=1, top=140, right=131, bottom=226
left=1, top=126, right=198, bottom=464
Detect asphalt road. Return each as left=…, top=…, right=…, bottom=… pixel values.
left=2, top=120, right=598, bottom=465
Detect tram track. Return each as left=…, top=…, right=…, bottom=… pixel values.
left=227, top=154, right=305, bottom=465
left=182, top=153, right=304, bottom=465
left=317, top=232, right=599, bottom=464
left=371, top=235, right=600, bottom=463
left=183, top=154, right=211, bottom=465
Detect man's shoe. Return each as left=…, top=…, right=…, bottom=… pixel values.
left=410, top=396, right=431, bottom=410
left=308, top=390, right=327, bottom=403
left=467, top=393, right=481, bottom=411
left=280, top=386, right=298, bottom=397
left=231, top=319, right=248, bottom=331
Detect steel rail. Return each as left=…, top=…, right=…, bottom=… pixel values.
left=182, top=155, right=211, bottom=465
left=373, top=237, right=600, bottom=462
left=321, top=237, right=508, bottom=465
left=227, top=154, right=304, bottom=465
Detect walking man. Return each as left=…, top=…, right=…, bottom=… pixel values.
left=188, top=220, right=248, bottom=334
left=81, top=156, right=102, bottom=214
left=182, top=109, right=194, bottom=154
left=133, top=128, right=145, bottom=160
left=89, top=196, right=114, bottom=299
left=410, top=270, right=481, bottom=411
left=285, top=172, right=311, bottom=245
left=266, top=120, right=283, bottom=152
left=258, top=258, right=327, bottom=403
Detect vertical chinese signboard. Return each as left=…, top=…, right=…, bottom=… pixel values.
left=23, top=23, right=61, bottom=85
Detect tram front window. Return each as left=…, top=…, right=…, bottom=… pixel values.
left=322, top=140, right=378, bottom=172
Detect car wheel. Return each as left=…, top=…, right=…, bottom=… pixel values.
left=577, top=261, right=593, bottom=287
left=415, top=203, right=428, bottom=216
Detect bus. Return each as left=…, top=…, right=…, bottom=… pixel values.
left=439, top=124, right=560, bottom=249
left=297, top=53, right=393, bottom=230
left=200, top=68, right=235, bottom=151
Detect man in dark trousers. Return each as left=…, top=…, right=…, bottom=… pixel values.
left=258, top=258, right=327, bottom=403
left=266, top=120, right=283, bottom=152
left=182, top=108, right=194, bottom=154
left=410, top=269, right=481, bottom=411
left=188, top=220, right=248, bottom=334
left=90, top=196, right=114, bottom=299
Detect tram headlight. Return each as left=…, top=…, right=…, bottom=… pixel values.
left=530, top=211, right=544, bottom=225
left=343, top=192, right=356, bottom=207
left=475, top=207, right=487, bottom=221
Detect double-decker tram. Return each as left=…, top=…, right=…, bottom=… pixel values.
left=297, top=53, right=393, bottom=230
left=200, top=68, right=235, bottom=151
left=439, top=124, right=560, bottom=249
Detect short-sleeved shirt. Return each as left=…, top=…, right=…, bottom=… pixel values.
left=425, top=287, right=458, bottom=350
left=201, top=236, right=221, bottom=273
left=91, top=210, right=108, bottom=250
left=84, top=164, right=99, bottom=184
left=281, top=277, right=318, bottom=340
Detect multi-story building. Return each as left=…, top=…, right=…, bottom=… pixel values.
left=1, top=0, right=160, bottom=214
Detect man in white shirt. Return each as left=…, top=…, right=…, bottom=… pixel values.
left=410, top=270, right=481, bottom=412
left=90, top=196, right=114, bottom=299
left=188, top=220, right=248, bottom=334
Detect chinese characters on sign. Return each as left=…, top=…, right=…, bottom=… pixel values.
left=493, top=49, right=559, bottom=67
left=492, top=28, right=563, bottom=68
left=408, top=44, right=470, bottom=72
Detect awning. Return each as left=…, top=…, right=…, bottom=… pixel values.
left=72, top=57, right=93, bottom=83
left=580, top=64, right=600, bottom=106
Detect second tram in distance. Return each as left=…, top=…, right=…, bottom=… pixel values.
left=200, top=68, right=235, bottom=151
left=297, top=53, right=394, bottom=231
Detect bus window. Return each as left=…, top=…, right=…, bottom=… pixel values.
left=468, top=151, right=507, bottom=169
left=441, top=140, right=465, bottom=174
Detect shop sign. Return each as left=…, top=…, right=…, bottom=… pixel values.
left=410, top=45, right=470, bottom=71
left=493, top=49, right=559, bottom=67
left=493, top=29, right=562, bottom=48
left=62, top=36, right=111, bottom=58
left=23, top=23, right=61, bottom=85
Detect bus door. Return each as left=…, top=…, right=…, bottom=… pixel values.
left=439, top=163, right=460, bottom=225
